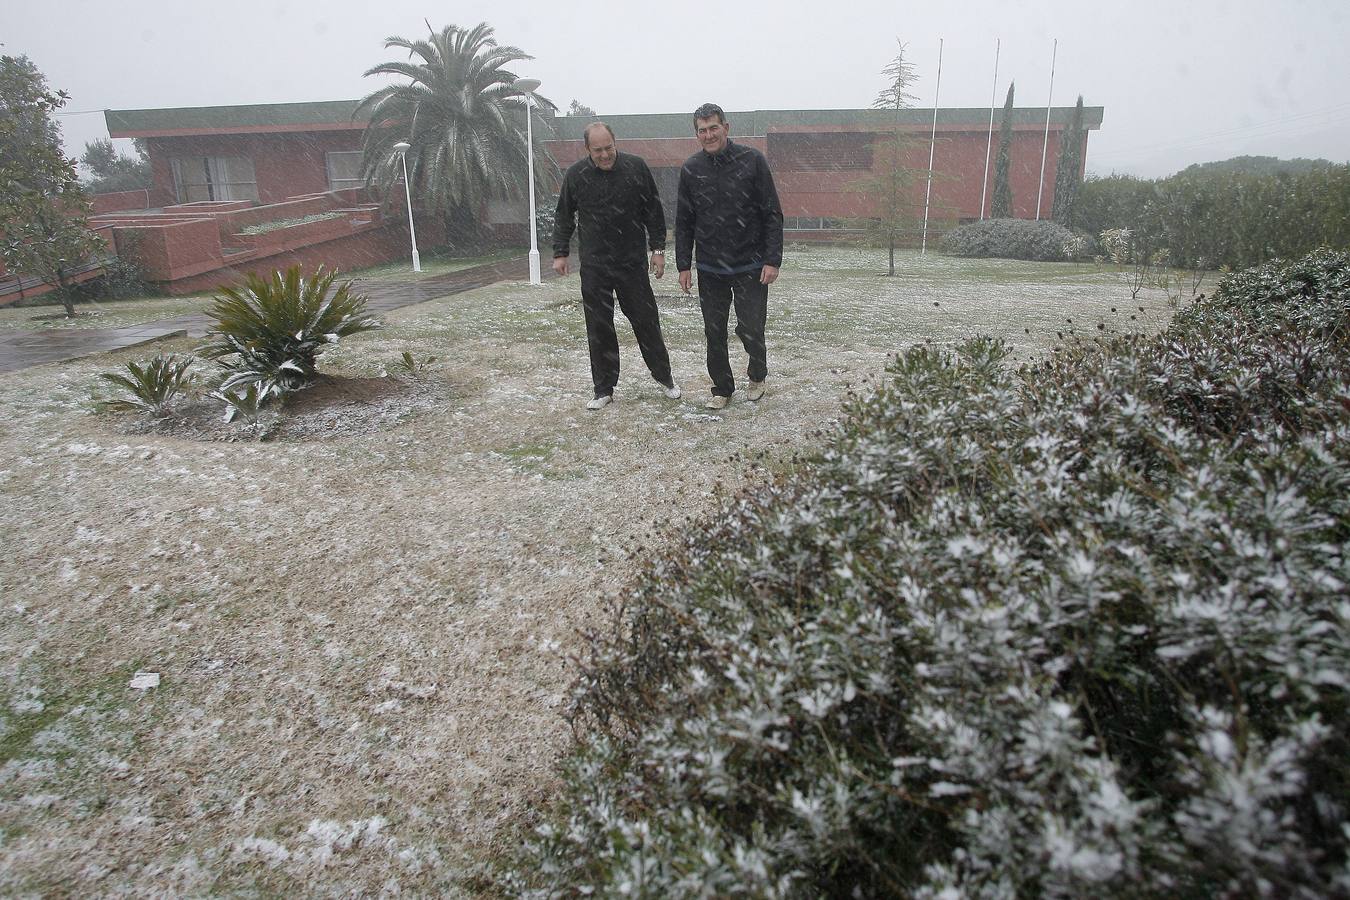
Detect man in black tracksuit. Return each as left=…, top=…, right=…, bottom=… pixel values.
left=552, top=122, right=680, bottom=411
left=676, top=102, right=784, bottom=410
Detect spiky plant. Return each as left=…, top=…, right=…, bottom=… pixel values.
left=209, top=382, right=268, bottom=425
left=96, top=353, right=195, bottom=414
left=197, top=266, right=380, bottom=401
left=388, top=350, right=438, bottom=379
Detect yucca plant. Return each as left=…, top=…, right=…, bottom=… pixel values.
left=197, top=266, right=380, bottom=398
left=388, top=350, right=438, bottom=379
left=209, top=382, right=270, bottom=425
left=96, top=353, right=195, bottom=414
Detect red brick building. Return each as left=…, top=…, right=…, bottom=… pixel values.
left=0, top=100, right=1103, bottom=301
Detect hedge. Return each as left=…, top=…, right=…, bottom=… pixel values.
left=507, top=250, right=1350, bottom=898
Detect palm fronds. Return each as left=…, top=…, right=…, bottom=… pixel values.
left=197, top=266, right=379, bottom=407
left=97, top=353, right=195, bottom=414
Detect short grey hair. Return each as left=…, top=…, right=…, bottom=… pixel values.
left=692, top=103, right=726, bottom=126
left=583, top=121, right=616, bottom=148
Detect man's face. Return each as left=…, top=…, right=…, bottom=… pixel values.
left=695, top=115, right=729, bottom=154
left=587, top=130, right=617, bottom=170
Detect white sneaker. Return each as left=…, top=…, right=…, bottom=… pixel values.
left=705, top=394, right=729, bottom=410
left=586, top=395, right=612, bottom=411
left=663, top=382, right=682, bottom=400
left=747, top=380, right=766, bottom=402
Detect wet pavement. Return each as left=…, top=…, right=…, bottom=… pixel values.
left=0, top=256, right=545, bottom=375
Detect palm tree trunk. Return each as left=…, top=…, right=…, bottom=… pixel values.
left=445, top=202, right=484, bottom=252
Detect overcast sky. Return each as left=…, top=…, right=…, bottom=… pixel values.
left=4, top=0, right=1348, bottom=178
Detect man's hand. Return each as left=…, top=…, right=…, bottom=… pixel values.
left=678, top=269, right=692, bottom=294
left=552, top=256, right=570, bottom=277
left=760, top=264, right=780, bottom=285
left=650, top=252, right=665, bottom=279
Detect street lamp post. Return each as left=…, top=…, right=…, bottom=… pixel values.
left=513, top=77, right=542, bottom=285
left=392, top=141, right=421, bottom=273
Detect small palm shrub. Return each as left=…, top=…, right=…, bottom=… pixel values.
left=197, top=266, right=379, bottom=402
left=96, top=353, right=195, bottom=414
left=507, top=249, right=1350, bottom=896
left=387, top=350, right=438, bottom=379
left=209, top=382, right=269, bottom=425
left=943, top=217, right=1096, bottom=261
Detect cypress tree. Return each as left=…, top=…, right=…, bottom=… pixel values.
left=1052, top=96, right=1086, bottom=225
left=991, top=82, right=1015, bottom=219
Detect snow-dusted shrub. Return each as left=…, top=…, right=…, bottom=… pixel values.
left=507, top=249, right=1350, bottom=897
left=942, top=217, right=1096, bottom=261
left=1100, top=227, right=1133, bottom=264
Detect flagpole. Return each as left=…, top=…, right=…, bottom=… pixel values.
left=921, top=38, right=943, bottom=255
left=980, top=39, right=1000, bottom=221
left=1036, top=38, right=1057, bottom=220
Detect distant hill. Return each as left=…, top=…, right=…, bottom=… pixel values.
left=1178, top=155, right=1336, bottom=177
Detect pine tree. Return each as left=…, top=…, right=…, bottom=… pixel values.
left=991, top=82, right=1015, bottom=219
left=1052, top=96, right=1085, bottom=225
left=867, top=39, right=920, bottom=276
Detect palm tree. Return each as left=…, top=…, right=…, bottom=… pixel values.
left=354, top=22, right=557, bottom=248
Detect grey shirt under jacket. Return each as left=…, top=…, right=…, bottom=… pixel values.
left=552, top=151, right=666, bottom=271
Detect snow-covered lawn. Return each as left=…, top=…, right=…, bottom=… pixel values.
left=0, top=247, right=1178, bottom=894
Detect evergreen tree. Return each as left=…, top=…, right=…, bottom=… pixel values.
left=355, top=22, right=558, bottom=249
left=80, top=138, right=151, bottom=193
left=866, top=39, right=920, bottom=276
left=1052, top=96, right=1085, bottom=225
left=991, top=82, right=1015, bottom=219
left=567, top=99, right=596, bottom=117
left=0, top=54, right=104, bottom=316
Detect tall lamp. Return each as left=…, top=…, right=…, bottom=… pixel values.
left=513, top=77, right=542, bottom=285
left=392, top=141, right=421, bottom=273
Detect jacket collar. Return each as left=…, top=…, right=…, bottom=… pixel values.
left=705, top=139, right=735, bottom=165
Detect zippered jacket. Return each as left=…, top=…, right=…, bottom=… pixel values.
left=552, top=152, right=665, bottom=271
left=675, top=139, right=784, bottom=275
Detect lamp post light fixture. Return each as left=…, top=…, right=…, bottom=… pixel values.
left=392, top=141, right=421, bottom=273
left=513, top=77, right=542, bottom=285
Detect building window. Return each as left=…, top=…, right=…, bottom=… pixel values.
left=326, top=151, right=365, bottom=191
left=171, top=156, right=258, bottom=203
left=784, top=216, right=864, bottom=232
left=770, top=133, right=874, bottom=172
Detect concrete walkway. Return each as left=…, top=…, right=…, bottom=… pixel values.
left=0, top=256, right=544, bottom=375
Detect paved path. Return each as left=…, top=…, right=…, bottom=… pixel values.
left=0, top=256, right=545, bottom=375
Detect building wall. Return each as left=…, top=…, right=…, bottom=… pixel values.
left=145, top=130, right=365, bottom=207
left=540, top=127, right=1076, bottom=231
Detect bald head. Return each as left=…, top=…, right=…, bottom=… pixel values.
left=584, top=121, right=617, bottom=171
left=583, top=121, right=615, bottom=148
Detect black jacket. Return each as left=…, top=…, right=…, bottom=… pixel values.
left=675, top=139, right=784, bottom=275
left=552, top=151, right=665, bottom=271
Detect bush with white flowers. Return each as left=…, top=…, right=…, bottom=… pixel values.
left=508, top=249, right=1350, bottom=898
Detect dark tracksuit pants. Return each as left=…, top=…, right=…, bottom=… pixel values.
left=581, top=264, right=673, bottom=399
left=697, top=269, right=768, bottom=398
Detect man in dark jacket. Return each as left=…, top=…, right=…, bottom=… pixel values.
left=675, top=102, right=784, bottom=410
left=552, top=122, right=680, bottom=410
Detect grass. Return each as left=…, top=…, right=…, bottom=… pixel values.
left=0, top=245, right=1184, bottom=896
left=0, top=293, right=215, bottom=331
left=0, top=246, right=530, bottom=329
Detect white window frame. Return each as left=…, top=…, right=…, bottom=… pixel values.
left=170, top=156, right=258, bottom=203
left=325, top=151, right=365, bottom=191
